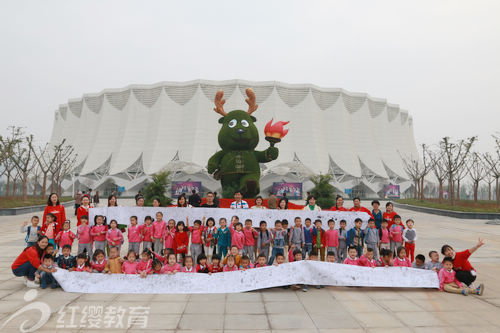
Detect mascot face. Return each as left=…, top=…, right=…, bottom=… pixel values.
left=218, top=110, right=258, bottom=150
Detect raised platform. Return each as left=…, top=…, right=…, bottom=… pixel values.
left=394, top=202, right=500, bottom=220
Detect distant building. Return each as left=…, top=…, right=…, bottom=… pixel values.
left=49, top=79, right=418, bottom=198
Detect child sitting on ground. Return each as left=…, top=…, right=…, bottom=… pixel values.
left=412, top=254, right=426, bottom=269
left=151, top=259, right=163, bottom=274
left=439, top=257, right=483, bottom=296
left=211, top=254, right=223, bottom=273
left=344, top=246, right=359, bottom=265
left=196, top=254, right=211, bottom=273
left=137, top=249, right=153, bottom=277
left=161, top=253, right=181, bottom=274
left=35, top=254, right=58, bottom=289
left=376, top=248, right=393, bottom=267
left=425, top=250, right=443, bottom=271
left=254, top=253, right=267, bottom=268
left=358, top=248, right=376, bottom=267
left=393, top=246, right=411, bottom=267
left=239, top=255, right=253, bottom=270
left=91, top=249, right=107, bottom=273
left=104, top=246, right=123, bottom=274
left=73, top=253, right=92, bottom=272
left=223, top=255, right=239, bottom=272
left=122, top=250, right=138, bottom=274
left=56, top=244, right=75, bottom=270
left=182, top=255, right=196, bottom=273
left=326, top=251, right=336, bottom=263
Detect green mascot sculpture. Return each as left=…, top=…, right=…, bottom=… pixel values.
left=207, top=88, right=280, bottom=198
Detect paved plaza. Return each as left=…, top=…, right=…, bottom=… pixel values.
left=0, top=202, right=499, bottom=332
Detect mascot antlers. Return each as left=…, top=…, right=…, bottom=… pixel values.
left=213, top=88, right=258, bottom=116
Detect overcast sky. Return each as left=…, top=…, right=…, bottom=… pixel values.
left=1, top=0, right=499, bottom=153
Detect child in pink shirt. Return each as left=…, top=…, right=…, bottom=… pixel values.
left=242, top=219, right=258, bottom=262
left=55, top=220, right=76, bottom=253
left=141, top=216, right=154, bottom=251
left=181, top=256, right=196, bottom=273
left=390, top=215, right=404, bottom=254
left=164, top=219, right=176, bottom=250
left=229, top=222, right=245, bottom=253
left=77, top=216, right=92, bottom=257
left=122, top=250, right=139, bottom=274
left=91, top=215, right=108, bottom=252
left=325, top=219, right=339, bottom=259
left=73, top=253, right=92, bottom=272
left=137, top=250, right=153, bottom=277
left=439, top=257, right=483, bottom=295
left=106, top=220, right=124, bottom=252
left=127, top=216, right=142, bottom=255
left=152, top=212, right=167, bottom=254
left=91, top=249, right=107, bottom=273
left=223, top=255, right=239, bottom=271
left=358, top=248, right=377, bottom=267
left=379, top=220, right=390, bottom=251
left=187, top=217, right=204, bottom=263
left=161, top=253, right=181, bottom=274
left=392, top=246, right=411, bottom=267
left=343, top=246, right=359, bottom=265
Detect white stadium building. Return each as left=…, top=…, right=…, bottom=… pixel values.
left=49, top=79, right=419, bottom=198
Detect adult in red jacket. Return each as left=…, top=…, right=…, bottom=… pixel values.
left=383, top=202, right=398, bottom=228
left=441, top=238, right=485, bottom=287
left=12, top=236, right=56, bottom=286
left=42, top=193, right=66, bottom=233
left=349, top=197, right=374, bottom=218
left=330, top=195, right=348, bottom=211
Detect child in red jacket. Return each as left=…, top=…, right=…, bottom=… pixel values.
left=173, top=221, right=189, bottom=263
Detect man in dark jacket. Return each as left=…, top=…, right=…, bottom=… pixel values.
left=188, top=189, right=202, bottom=207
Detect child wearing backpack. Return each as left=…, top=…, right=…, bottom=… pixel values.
left=390, top=215, right=404, bottom=255
left=257, top=221, right=271, bottom=260
left=21, top=216, right=41, bottom=247
left=106, top=220, right=124, bottom=254
left=268, top=220, right=286, bottom=265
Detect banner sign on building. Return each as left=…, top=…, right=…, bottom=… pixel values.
left=272, top=182, right=302, bottom=199
left=171, top=181, right=202, bottom=198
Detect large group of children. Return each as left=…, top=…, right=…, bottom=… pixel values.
left=20, top=200, right=484, bottom=296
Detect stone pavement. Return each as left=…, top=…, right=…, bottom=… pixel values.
left=0, top=202, right=499, bottom=332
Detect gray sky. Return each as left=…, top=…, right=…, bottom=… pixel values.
left=1, top=0, right=499, bottom=153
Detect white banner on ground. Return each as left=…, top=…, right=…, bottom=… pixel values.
left=53, top=261, right=439, bottom=294
left=89, top=207, right=370, bottom=229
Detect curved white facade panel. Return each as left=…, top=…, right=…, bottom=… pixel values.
left=49, top=79, right=418, bottom=197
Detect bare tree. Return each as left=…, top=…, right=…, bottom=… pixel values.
left=454, top=156, right=469, bottom=200
left=439, top=136, right=476, bottom=205
left=483, top=135, right=500, bottom=205
left=30, top=142, right=57, bottom=197
left=10, top=134, right=35, bottom=200
left=468, top=153, right=486, bottom=202
left=0, top=127, right=23, bottom=198
left=483, top=167, right=495, bottom=201
left=430, top=150, right=448, bottom=203
left=49, top=141, right=77, bottom=196
left=400, top=144, right=434, bottom=199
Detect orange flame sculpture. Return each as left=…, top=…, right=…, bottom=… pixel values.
left=264, top=119, right=289, bottom=146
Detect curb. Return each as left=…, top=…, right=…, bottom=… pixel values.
left=393, top=202, right=500, bottom=220
left=0, top=201, right=75, bottom=216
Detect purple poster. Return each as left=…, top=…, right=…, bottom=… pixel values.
left=384, top=185, right=400, bottom=199
left=272, top=182, right=303, bottom=199
left=172, top=181, right=202, bottom=198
